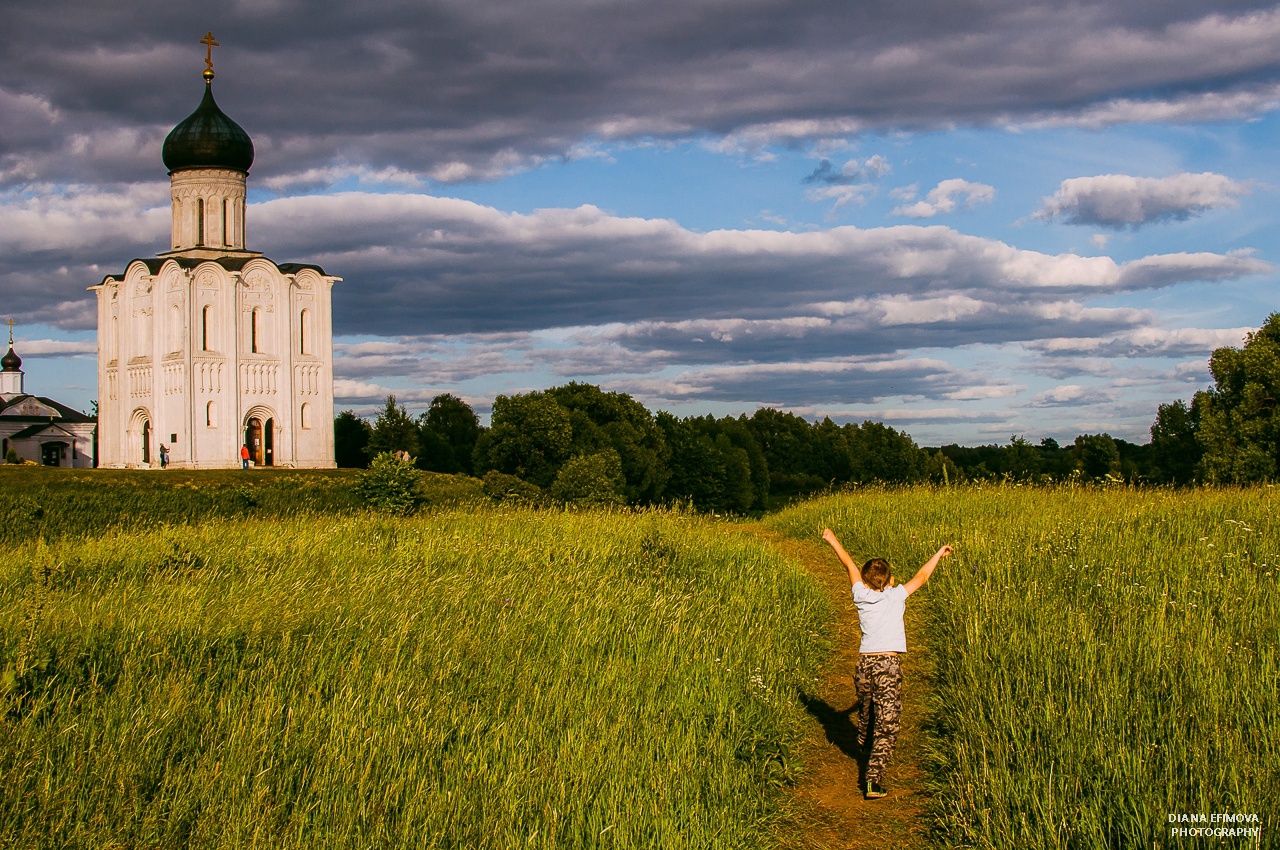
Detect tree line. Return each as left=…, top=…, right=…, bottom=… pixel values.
left=334, top=312, right=1280, bottom=507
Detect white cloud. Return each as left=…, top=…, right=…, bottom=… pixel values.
left=1033, top=173, right=1251, bottom=228
left=8, top=338, right=96, bottom=357
left=804, top=184, right=876, bottom=211
left=892, top=178, right=995, bottom=218
left=1032, top=385, right=1114, bottom=407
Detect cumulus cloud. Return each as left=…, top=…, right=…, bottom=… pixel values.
left=1026, top=326, right=1254, bottom=358
left=1033, top=173, right=1251, bottom=228
left=803, top=155, right=892, bottom=185
left=1031, top=385, right=1115, bottom=407
left=3, top=188, right=1266, bottom=340
left=10, top=338, right=97, bottom=357
left=892, top=179, right=995, bottom=218
left=804, top=184, right=877, bottom=212
left=619, top=356, right=1010, bottom=408
left=1014, top=84, right=1280, bottom=132
left=3, top=3, right=1280, bottom=186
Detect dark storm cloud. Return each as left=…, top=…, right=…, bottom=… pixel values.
left=623, top=356, right=1008, bottom=408
left=1, top=190, right=1267, bottom=348
left=233, top=193, right=1268, bottom=337
left=3, top=1, right=1280, bottom=185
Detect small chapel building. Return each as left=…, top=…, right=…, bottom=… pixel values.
left=0, top=329, right=97, bottom=467
left=90, top=35, right=339, bottom=469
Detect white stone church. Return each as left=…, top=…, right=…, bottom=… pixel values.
left=91, top=39, right=339, bottom=468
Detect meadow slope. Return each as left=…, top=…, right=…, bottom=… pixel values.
left=769, top=486, right=1279, bottom=848
left=1, top=508, right=830, bottom=849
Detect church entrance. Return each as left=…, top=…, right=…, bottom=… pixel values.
left=243, top=416, right=274, bottom=467
left=41, top=441, right=67, bottom=467
left=128, top=411, right=152, bottom=467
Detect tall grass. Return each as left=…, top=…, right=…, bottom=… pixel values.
left=769, top=485, right=1279, bottom=848
left=0, top=466, right=484, bottom=544
left=1, top=507, right=830, bottom=849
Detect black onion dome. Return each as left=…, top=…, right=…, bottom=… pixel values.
left=162, top=82, right=254, bottom=174
left=1, top=347, right=20, bottom=371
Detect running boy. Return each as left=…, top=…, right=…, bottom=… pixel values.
left=821, top=528, right=953, bottom=800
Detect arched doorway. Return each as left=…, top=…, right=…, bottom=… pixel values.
left=128, top=409, right=152, bottom=467
left=243, top=414, right=275, bottom=467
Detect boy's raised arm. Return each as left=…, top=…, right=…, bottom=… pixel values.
left=822, top=528, right=862, bottom=587
left=903, top=545, right=954, bottom=597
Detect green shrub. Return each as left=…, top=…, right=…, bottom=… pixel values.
left=5, top=447, right=20, bottom=464
left=354, top=452, right=422, bottom=515
left=481, top=470, right=545, bottom=505
left=549, top=450, right=626, bottom=506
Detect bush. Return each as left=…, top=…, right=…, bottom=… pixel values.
left=5, top=448, right=20, bottom=464
left=355, top=452, right=423, bottom=515
left=481, top=470, right=545, bottom=505
left=549, top=450, right=626, bottom=506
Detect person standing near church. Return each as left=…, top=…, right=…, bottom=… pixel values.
left=159, top=444, right=169, bottom=468
left=241, top=444, right=250, bottom=470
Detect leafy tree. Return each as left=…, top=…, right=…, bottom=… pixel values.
left=417, top=393, right=481, bottom=474
left=546, top=382, right=670, bottom=503
left=472, top=391, right=573, bottom=488
left=717, top=415, right=769, bottom=508
left=1195, top=314, right=1280, bottom=483
left=1149, top=399, right=1201, bottom=484
left=925, top=450, right=960, bottom=485
left=846, top=421, right=927, bottom=483
left=334, top=410, right=372, bottom=468
left=657, top=413, right=730, bottom=511
left=550, top=450, right=627, bottom=506
left=368, top=395, right=419, bottom=459
left=1073, top=433, right=1121, bottom=479
left=1003, top=435, right=1041, bottom=480
left=655, top=414, right=767, bottom=512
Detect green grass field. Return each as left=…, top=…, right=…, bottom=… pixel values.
left=0, top=465, right=484, bottom=545
left=769, top=485, right=1279, bottom=848
left=1, top=505, right=830, bottom=849
left=4, top=471, right=1277, bottom=848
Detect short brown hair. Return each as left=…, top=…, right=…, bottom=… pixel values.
left=863, top=558, right=892, bottom=591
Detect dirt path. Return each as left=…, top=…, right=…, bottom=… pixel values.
left=746, top=525, right=932, bottom=850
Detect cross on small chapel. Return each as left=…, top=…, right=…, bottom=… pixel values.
left=6, top=318, right=13, bottom=346
left=200, top=32, right=219, bottom=79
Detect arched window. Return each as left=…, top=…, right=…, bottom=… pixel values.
left=299, top=309, right=311, bottom=355
left=250, top=308, right=260, bottom=353
left=201, top=305, right=211, bottom=351
left=169, top=303, right=182, bottom=353
left=222, top=198, right=229, bottom=246
left=206, top=400, right=216, bottom=427
left=300, top=402, right=311, bottom=429
left=196, top=199, right=205, bottom=247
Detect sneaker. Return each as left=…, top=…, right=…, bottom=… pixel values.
left=865, top=779, right=887, bottom=799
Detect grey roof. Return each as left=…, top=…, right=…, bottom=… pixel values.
left=0, top=394, right=95, bottom=423
left=8, top=422, right=77, bottom=440
left=101, top=255, right=329, bottom=285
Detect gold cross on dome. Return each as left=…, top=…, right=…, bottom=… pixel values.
left=200, top=32, right=219, bottom=80
left=6, top=318, right=13, bottom=345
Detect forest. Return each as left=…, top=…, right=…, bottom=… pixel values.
left=333, top=312, right=1280, bottom=511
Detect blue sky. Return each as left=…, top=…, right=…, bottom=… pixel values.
left=2, top=0, right=1278, bottom=445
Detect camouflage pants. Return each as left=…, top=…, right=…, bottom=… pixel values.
left=855, top=653, right=902, bottom=784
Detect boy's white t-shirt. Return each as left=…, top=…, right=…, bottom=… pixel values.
left=852, top=582, right=909, bottom=653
